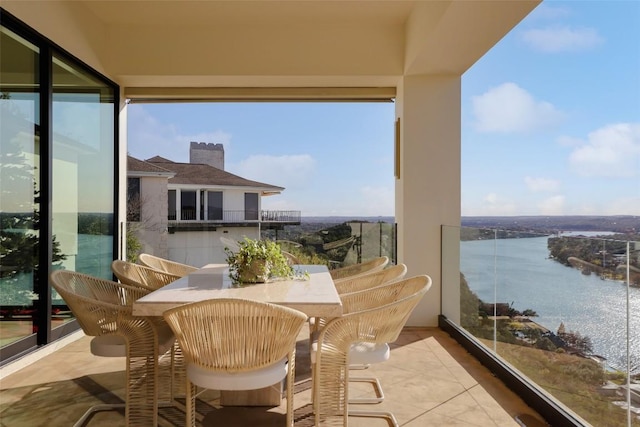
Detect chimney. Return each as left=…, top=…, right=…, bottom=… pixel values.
left=189, top=142, right=224, bottom=170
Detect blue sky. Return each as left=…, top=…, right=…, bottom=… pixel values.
left=128, top=1, right=640, bottom=218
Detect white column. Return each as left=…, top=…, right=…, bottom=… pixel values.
left=395, top=75, right=461, bottom=326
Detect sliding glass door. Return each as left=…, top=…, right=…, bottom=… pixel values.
left=0, top=26, right=40, bottom=349
left=0, top=12, right=118, bottom=364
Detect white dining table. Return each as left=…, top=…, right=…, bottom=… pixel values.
left=132, top=263, right=342, bottom=407
left=132, top=263, right=342, bottom=318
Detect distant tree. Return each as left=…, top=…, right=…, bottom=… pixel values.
left=559, top=329, right=593, bottom=354
left=460, top=273, right=481, bottom=329
left=536, top=337, right=557, bottom=352
left=1, top=94, right=66, bottom=306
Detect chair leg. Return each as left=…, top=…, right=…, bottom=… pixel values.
left=286, top=350, right=296, bottom=427
left=186, top=379, right=197, bottom=427
left=73, top=403, right=126, bottom=427
left=126, top=350, right=158, bottom=427
left=348, top=375, right=384, bottom=404
left=348, top=410, right=399, bottom=427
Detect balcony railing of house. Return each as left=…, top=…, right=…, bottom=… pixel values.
left=440, top=226, right=640, bottom=427
left=167, top=210, right=301, bottom=223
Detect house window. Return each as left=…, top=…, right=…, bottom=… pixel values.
left=208, top=191, right=223, bottom=220
left=168, top=189, right=176, bottom=220
left=127, top=178, right=141, bottom=222
left=244, top=193, right=259, bottom=221
left=181, top=190, right=196, bottom=220
left=200, top=190, right=205, bottom=221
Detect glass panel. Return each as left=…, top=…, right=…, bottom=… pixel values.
left=244, top=193, right=258, bottom=221
left=51, top=53, right=115, bottom=288
left=451, top=226, right=640, bottom=426
left=181, top=190, right=196, bottom=220
left=207, top=191, right=222, bottom=220
left=0, top=26, right=39, bottom=347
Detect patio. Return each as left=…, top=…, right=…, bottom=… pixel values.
left=0, top=327, right=548, bottom=426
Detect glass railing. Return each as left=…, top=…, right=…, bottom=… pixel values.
left=262, top=220, right=396, bottom=268
left=442, top=226, right=640, bottom=427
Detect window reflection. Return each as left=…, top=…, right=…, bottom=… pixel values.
left=52, top=54, right=115, bottom=281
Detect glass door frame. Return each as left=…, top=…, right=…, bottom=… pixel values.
left=0, top=9, right=120, bottom=365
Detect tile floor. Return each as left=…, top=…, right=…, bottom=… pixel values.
left=0, top=327, right=549, bottom=426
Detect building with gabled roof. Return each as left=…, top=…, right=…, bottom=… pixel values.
left=127, top=143, right=299, bottom=267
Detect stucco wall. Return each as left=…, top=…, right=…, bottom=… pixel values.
left=168, top=228, right=259, bottom=267
left=133, top=176, right=169, bottom=259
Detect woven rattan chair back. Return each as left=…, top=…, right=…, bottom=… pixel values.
left=311, top=264, right=410, bottom=333
left=163, top=298, right=308, bottom=427
left=313, top=274, right=432, bottom=427
left=339, top=273, right=431, bottom=316
left=329, top=256, right=389, bottom=282
left=112, top=259, right=180, bottom=292
left=49, top=269, right=174, bottom=427
left=334, top=263, right=407, bottom=296
left=138, top=253, right=198, bottom=277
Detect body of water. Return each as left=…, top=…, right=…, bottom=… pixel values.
left=460, top=235, right=639, bottom=374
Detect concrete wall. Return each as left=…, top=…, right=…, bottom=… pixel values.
left=395, top=75, right=461, bottom=327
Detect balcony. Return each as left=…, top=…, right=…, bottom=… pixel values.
left=167, top=209, right=301, bottom=232
left=3, top=227, right=637, bottom=426
left=0, top=327, right=547, bottom=426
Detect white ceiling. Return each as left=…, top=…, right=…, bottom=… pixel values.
left=3, top=1, right=541, bottom=92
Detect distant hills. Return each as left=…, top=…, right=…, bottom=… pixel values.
left=301, top=215, right=639, bottom=234
left=460, top=215, right=639, bottom=234
left=302, top=216, right=394, bottom=224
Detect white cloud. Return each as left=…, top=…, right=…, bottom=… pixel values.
left=525, top=176, right=560, bottom=192
left=538, top=195, right=565, bottom=215
left=521, top=26, right=603, bottom=53
left=358, top=185, right=394, bottom=216
left=604, top=196, right=640, bottom=216
left=556, top=135, right=583, bottom=147
left=232, top=154, right=316, bottom=190
left=463, top=193, right=518, bottom=216
left=127, top=105, right=231, bottom=162
left=472, top=82, right=565, bottom=133
left=569, top=123, right=640, bottom=177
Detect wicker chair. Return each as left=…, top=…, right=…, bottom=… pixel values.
left=137, top=253, right=198, bottom=277
left=281, top=250, right=301, bottom=265
left=310, top=263, right=408, bottom=335
left=112, top=260, right=180, bottom=292
left=334, top=263, right=407, bottom=296
left=49, top=270, right=177, bottom=427
left=311, top=275, right=432, bottom=427
left=329, top=256, right=389, bottom=282
left=163, top=298, right=308, bottom=427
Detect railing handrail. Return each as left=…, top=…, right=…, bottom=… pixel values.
left=168, top=209, right=301, bottom=223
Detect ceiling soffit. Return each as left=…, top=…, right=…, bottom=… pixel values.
left=2, top=1, right=541, bottom=92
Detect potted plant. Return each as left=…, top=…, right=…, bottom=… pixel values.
left=225, top=237, right=294, bottom=285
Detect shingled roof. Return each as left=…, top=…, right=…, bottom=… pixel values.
left=127, top=156, right=175, bottom=176
left=144, top=156, right=284, bottom=195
